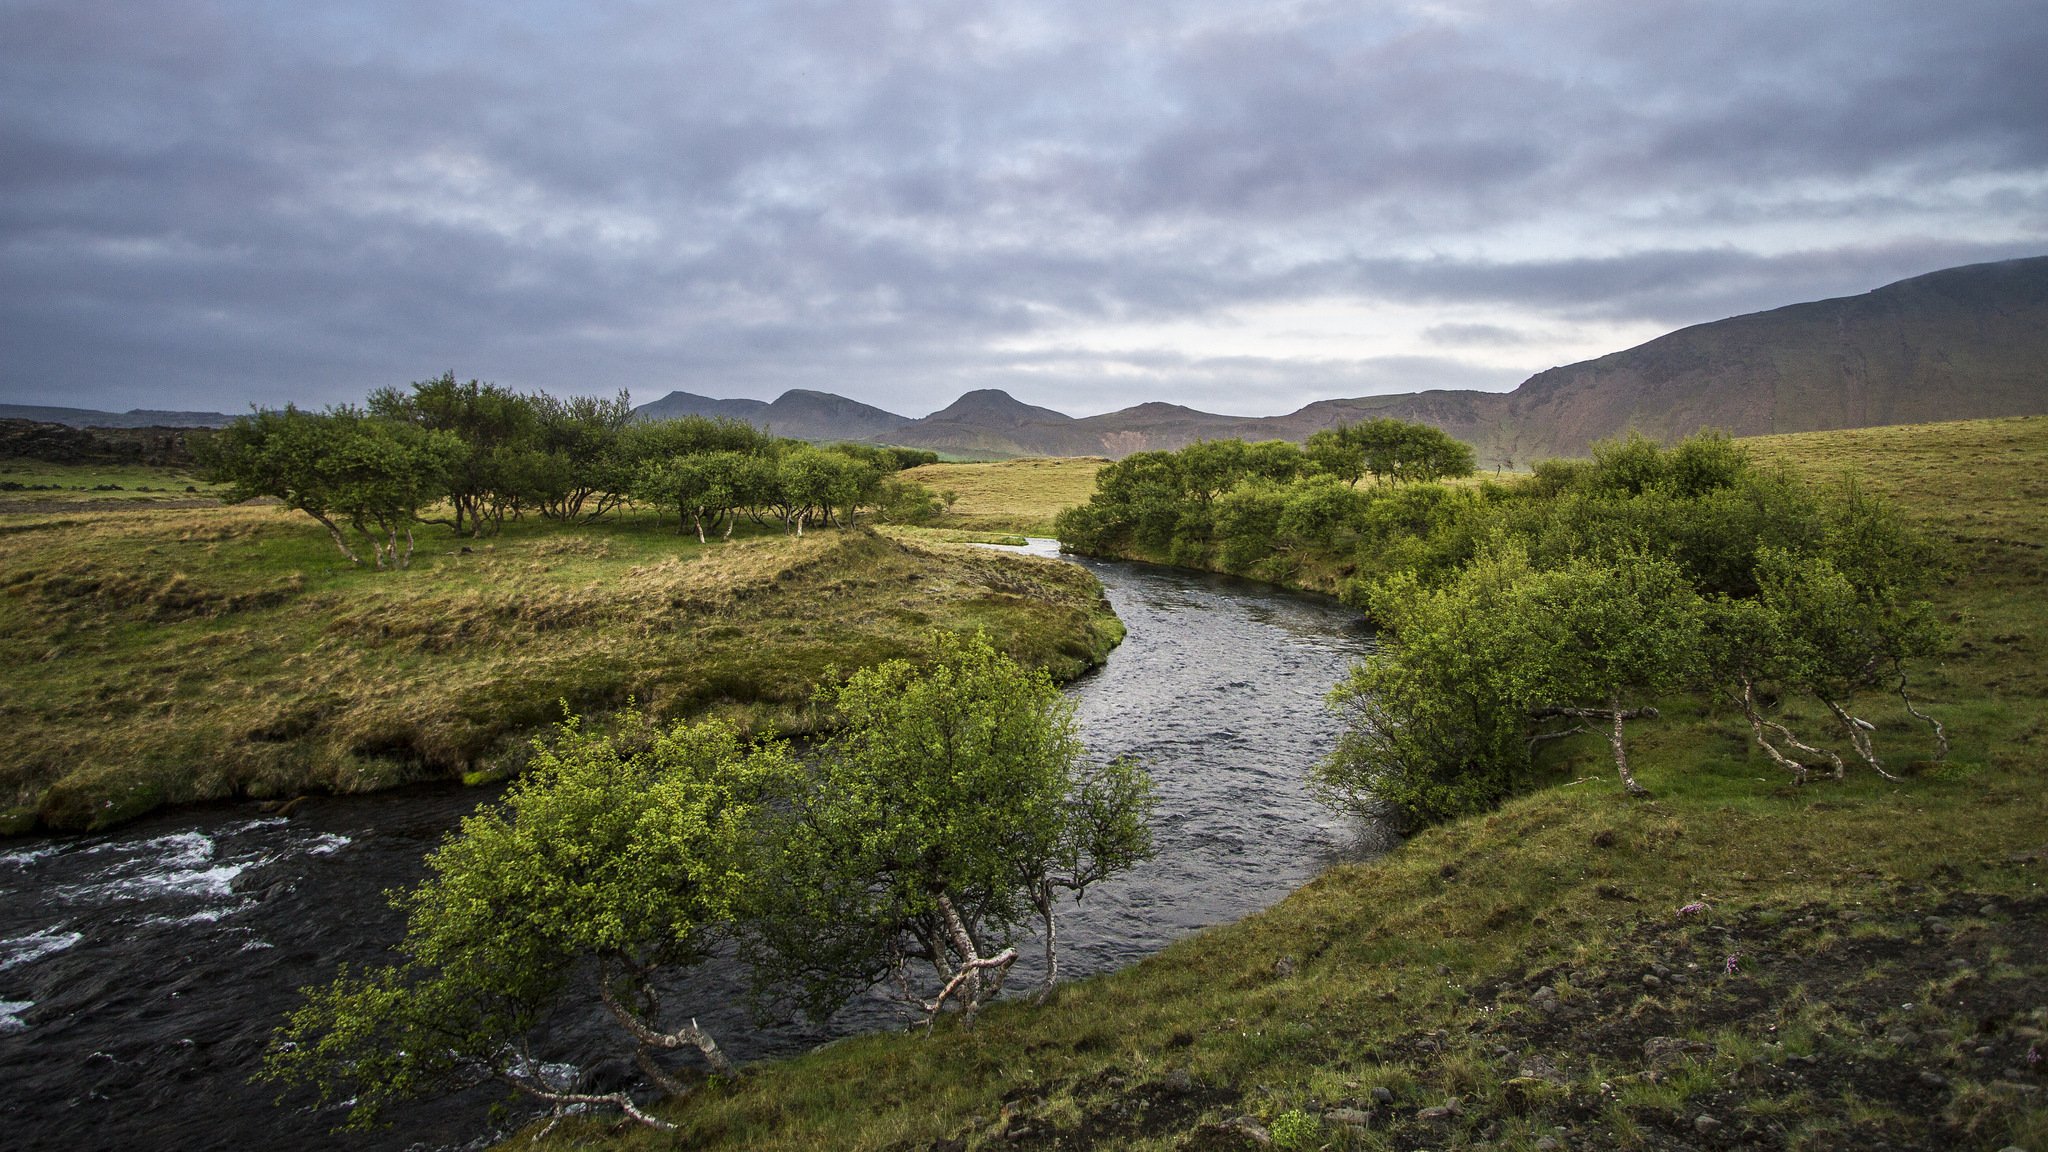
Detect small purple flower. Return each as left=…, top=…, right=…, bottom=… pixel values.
left=1678, top=901, right=1709, bottom=917
left=2029, top=1044, right=2041, bottom=1066
left=1725, top=952, right=1742, bottom=974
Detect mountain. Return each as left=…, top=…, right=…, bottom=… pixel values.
left=886, top=256, right=2048, bottom=462
left=630, top=391, right=772, bottom=423
left=0, top=404, right=234, bottom=428
left=631, top=388, right=910, bottom=442
left=23, top=256, right=2002, bottom=460
left=1488, top=255, right=2048, bottom=461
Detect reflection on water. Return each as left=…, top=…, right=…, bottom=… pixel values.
left=0, top=544, right=1377, bottom=1151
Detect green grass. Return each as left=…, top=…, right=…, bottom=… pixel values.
left=0, top=497, right=1123, bottom=833
left=902, top=457, right=1108, bottom=536
left=505, top=416, right=2048, bottom=1151
left=0, top=459, right=228, bottom=505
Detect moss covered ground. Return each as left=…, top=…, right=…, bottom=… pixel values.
left=510, top=417, right=2048, bottom=1151
left=0, top=501, right=1122, bottom=833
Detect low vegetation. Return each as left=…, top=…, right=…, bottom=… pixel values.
left=901, top=457, right=1110, bottom=537
left=0, top=502, right=1122, bottom=833
left=265, top=635, right=1154, bottom=1133
left=504, top=416, right=2047, bottom=1150
left=0, top=377, right=1130, bottom=834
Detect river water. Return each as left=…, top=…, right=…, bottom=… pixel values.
left=0, top=546, right=1375, bottom=1150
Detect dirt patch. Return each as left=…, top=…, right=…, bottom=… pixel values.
left=1351, top=888, right=2048, bottom=1150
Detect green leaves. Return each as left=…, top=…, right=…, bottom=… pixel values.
left=263, top=711, right=796, bottom=1128
left=759, top=630, right=1153, bottom=1022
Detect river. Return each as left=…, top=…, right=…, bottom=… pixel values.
left=0, top=545, right=1376, bottom=1150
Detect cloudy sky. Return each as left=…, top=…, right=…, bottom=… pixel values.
left=3, top=0, right=2044, bottom=418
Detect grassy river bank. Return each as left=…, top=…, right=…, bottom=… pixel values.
left=509, top=420, right=2047, bottom=1150
left=0, top=499, right=1122, bottom=834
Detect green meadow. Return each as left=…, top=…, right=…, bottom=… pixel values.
left=0, top=503, right=1121, bottom=833
left=513, top=417, right=2048, bottom=1151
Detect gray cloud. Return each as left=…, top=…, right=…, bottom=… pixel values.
left=2, top=0, right=2044, bottom=416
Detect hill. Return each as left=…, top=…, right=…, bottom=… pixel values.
left=631, top=388, right=910, bottom=442
left=0, top=404, right=234, bottom=428
left=15, top=258, right=2044, bottom=463
left=1492, top=255, right=2048, bottom=461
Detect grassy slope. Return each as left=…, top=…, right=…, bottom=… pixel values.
left=521, top=417, right=2048, bottom=1151
left=904, top=457, right=1109, bottom=536
left=0, top=501, right=1123, bottom=833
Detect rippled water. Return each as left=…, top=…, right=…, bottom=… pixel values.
left=0, top=547, right=1376, bottom=1150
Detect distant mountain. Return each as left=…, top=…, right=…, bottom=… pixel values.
left=1487, top=255, right=2048, bottom=461
left=885, top=256, right=2048, bottom=462
left=0, top=404, right=234, bottom=428
left=632, top=388, right=910, bottom=442
left=630, top=391, right=772, bottom=423
left=29, top=256, right=2003, bottom=462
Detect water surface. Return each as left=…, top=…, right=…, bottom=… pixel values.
left=0, top=546, right=1375, bottom=1150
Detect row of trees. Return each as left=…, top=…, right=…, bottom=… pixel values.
left=1309, top=433, right=1947, bottom=827
left=263, top=633, right=1153, bottom=1132
left=1054, top=423, right=1477, bottom=571
left=200, top=373, right=945, bottom=567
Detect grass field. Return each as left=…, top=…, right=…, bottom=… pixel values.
left=0, top=501, right=1123, bottom=833
left=0, top=458, right=228, bottom=507
left=903, top=457, right=1108, bottom=536
left=514, top=417, right=2048, bottom=1151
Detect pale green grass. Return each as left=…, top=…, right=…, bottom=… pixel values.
left=902, top=457, right=1108, bottom=536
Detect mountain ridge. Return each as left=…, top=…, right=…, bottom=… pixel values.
left=8, top=257, right=2042, bottom=460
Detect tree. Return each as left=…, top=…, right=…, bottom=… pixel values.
left=635, top=451, right=746, bottom=542
left=1753, top=547, right=1941, bottom=778
left=1305, top=427, right=1368, bottom=486
left=1515, top=551, right=1706, bottom=796
left=522, top=391, right=635, bottom=520
left=263, top=714, right=798, bottom=1132
left=368, top=372, right=538, bottom=537
left=1316, top=549, right=1548, bottom=829
left=1700, top=591, right=1845, bottom=783
left=757, top=632, right=1152, bottom=1024
left=201, top=406, right=455, bottom=569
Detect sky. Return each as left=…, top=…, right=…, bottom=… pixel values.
left=3, top=1, right=2045, bottom=419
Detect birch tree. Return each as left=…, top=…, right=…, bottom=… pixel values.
left=263, top=714, right=797, bottom=1132
left=757, top=632, right=1152, bottom=1026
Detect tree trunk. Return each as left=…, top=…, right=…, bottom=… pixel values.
left=597, top=959, right=732, bottom=1074
left=1734, top=680, right=1806, bottom=783
left=1895, top=665, right=1949, bottom=761
left=1823, top=698, right=1900, bottom=780
left=309, top=511, right=363, bottom=565
left=1608, top=692, right=1649, bottom=796
left=1035, top=884, right=1059, bottom=1002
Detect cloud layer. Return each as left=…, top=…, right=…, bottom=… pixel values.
left=3, top=0, right=2045, bottom=416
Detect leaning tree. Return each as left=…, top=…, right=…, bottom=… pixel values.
left=756, top=631, right=1153, bottom=1026
left=263, top=714, right=798, bottom=1132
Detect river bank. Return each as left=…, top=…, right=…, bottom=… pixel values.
left=0, top=552, right=1379, bottom=1151
left=0, top=501, right=1122, bottom=834
left=511, top=418, right=2048, bottom=1150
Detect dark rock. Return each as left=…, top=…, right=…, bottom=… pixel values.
left=1643, top=1036, right=1713, bottom=1067
left=1370, top=1086, right=1394, bottom=1105
left=1417, top=1099, right=1463, bottom=1121
left=1694, top=1114, right=1723, bottom=1135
